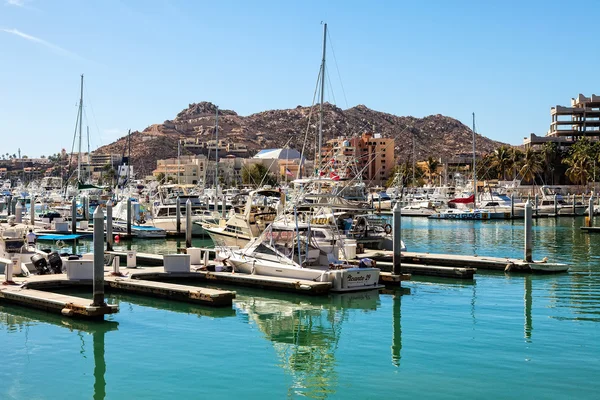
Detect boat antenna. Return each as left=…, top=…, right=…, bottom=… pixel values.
left=472, top=112, right=477, bottom=207
left=317, top=22, right=327, bottom=174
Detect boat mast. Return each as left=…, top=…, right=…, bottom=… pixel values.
left=86, top=126, right=90, bottom=183
left=472, top=112, right=476, bottom=207
left=215, top=106, right=219, bottom=192
left=317, top=23, right=327, bottom=173
left=412, top=131, right=416, bottom=187
left=77, top=74, right=84, bottom=183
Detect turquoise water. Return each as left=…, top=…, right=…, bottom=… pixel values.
left=2, top=217, right=600, bottom=399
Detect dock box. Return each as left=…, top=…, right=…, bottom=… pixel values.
left=65, top=260, right=94, bottom=280
left=54, top=222, right=69, bottom=232
left=164, top=254, right=191, bottom=273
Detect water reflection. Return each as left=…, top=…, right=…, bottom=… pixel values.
left=233, top=289, right=385, bottom=399
left=0, top=304, right=117, bottom=400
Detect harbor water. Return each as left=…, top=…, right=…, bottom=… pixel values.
left=2, top=217, right=600, bottom=399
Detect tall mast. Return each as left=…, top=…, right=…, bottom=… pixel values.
left=177, top=138, right=181, bottom=185
left=317, top=23, right=327, bottom=173
left=77, top=74, right=84, bottom=182
left=412, top=131, right=416, bottom=187
left=472, top=112, right=477, bottom=207
left=215, top=106, right=219, bottom=190
left=86, top=126, right=90, bottom=182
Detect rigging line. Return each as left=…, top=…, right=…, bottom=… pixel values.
left=83, top=81, right=104, bottom=148
left=299, top=65, right=323, bottom=178
left=326, top=28, right=349, bottom=109
left=325, top=64, right=337, bottom=106
left=67, top=104, right=81, bottom=187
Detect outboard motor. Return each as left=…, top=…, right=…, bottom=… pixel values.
left=30, top=254, right=50, bottom=275
left=48, top=252, right=63, bottom=274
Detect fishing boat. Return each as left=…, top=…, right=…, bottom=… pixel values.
left=218, top=222, right=382, bottom=292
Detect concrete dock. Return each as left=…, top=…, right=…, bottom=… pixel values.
left=358, top=249, right=567, bottom=273
left=0, top=282, right=118, bottom=318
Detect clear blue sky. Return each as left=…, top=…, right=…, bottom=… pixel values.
left=1, top=0, right=598, bottom=157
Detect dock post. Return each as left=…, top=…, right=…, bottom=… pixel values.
left=392, top=202, right=402, bottom=276
left=92, top=206, right=106, bottom=306
left=524, top=201, right=533, bottom=263
left=186, top=199, right=192, bottom=248
left=572, top=194, right=576, bottom=215
left=510, top=193, right=514, bottom=218
left=176, top=196, right=181, bottom=234
left=11, top=197, right=17, bottom=216
left=126, top=198, right=132, bottom=238
left=83, top=196, right=89, bottom=221
left=6, top=195, right=11, bottom=216
left=534, top=194, right=539, bottom=216
left=222, top=195, right=226, bottom=219
left=554, top=194, right=558, bottom=216
left=71, top=197, right=77, bottom=234
left=378, top=195, right=381, bottom=213
left=15, top=201, right=23, bottom=224
left=106, top=201, right=113, bottom=252
left=30, top=196, right=36, bottom=226
left=589, top=195, right=594, bottom=227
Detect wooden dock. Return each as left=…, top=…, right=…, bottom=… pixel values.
left=127, top=270, right=333, bottom=296
left=104, top=275, right=235, bottom=307
left=358, top=250, right=567, bottom=273
left=0, top=283, right=118, bottom=318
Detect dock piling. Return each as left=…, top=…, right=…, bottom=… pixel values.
left=106, top=201, right=113, bottom=252
left=10, top=197, right=16, bottom=216
left=15, top=201, right=23, bottom=224
left=185, top=199, right=192, bottom=248
left=524, top=201, right=533, bottom=262
left=554, top=194, right=558, bottom=216
left=83, top=196, right=89, bottom=221
left=222, top=195, right=226, bottom=219
left=30, top=196, right=35, bottom=226
left=176, top=196, right=181, bottom=234
left=572, top=194, right=576, bottom=215
left=93, top=206, right=106, bottom=306
left=71, top=197, right=77, bottom=234
left=589, top=195, right=594, bottom=226
left=392, top=202, right=402, bottom=276
left=126, top=198, right=132, bottom=237
left=510, top=193, right=514, bottom=218
left=534, top=194, right=539, bottom=216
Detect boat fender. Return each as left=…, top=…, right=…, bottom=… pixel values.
left=251, top=260, right=256, bottom=275
left=384, top=224, right=392, bottom=235
left=505, top=263, right=513, bottom=272
left=56, top=240, right=66, bottom=248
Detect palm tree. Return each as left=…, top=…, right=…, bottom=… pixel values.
left=563, top=138, right=593, bottom=187
left=518, top=147, right=543, bottom=184
left=490, top=145, right=512, bottom=180
left=540, top=142, right=560, bottom=185
left=509, top=148, right=523, bottom=180
left=424, top=156, right=439, bottom=184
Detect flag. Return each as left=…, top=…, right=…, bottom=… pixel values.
left=285, top=168, right=293, bottom=177
left=330, top=172, right=340, bottom=181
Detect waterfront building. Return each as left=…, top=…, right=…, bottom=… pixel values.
left=524, top=94, right=600, bottom=148
left=320, top=132, right=395, bottom=186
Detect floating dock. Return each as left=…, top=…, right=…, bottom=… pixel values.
left=0, top=282, right=118, bottom=319
left=358, top=250, right=568, bottom=273
left=106, top=250, right=407, bottom=292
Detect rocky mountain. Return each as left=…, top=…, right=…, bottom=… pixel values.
left=94, top=101, right=506, bottom=176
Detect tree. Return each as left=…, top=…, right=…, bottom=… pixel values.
left=241, top=164, right=277, bottom=187
left=518, top=147, right=543, bottom=183
left=423, top=156, right=439, bottom=184
left=490, top=145, right=512, bottom=180
left=563, top=138, right=593, bottom=187
left=156, top=172, right=165, bottom=183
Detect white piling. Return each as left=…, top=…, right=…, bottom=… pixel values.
left=393, top=202, right=402, bottom=275
left=589, top=195, right=594, bottom=225
left=203, top=250, right=209, bottom=267
left=534, top=194, right=539, bottom=216
left=572, top=194, right=576, bottom=215
left=83, top=196, right=90, bottom=221
left=186, top=199, right=192, bottom=248
left=106, top=201, right=113, bottom=252
left=554, top=193, right=558, bottom=216
left=92, top=206, right=105, bottom=306
left=15, top=201, right=23, bottom=224
left=524, top=201, right=533, bottom=263
left=112, top=256, right=120, bottom=275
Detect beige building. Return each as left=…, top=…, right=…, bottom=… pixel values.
left=153, top=155, right=208, bottom=185
left=320, top=132, right=395, bottom=186
left=524, top=94, right=600, bottom=147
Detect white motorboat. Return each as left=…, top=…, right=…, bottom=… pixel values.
left=218, top=223, right=382, bottom=292
left=400, top=201, right=437, bottom=216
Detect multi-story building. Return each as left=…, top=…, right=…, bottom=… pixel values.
left=320, top=132, right=395, bottom=186
left=524, top=94, right=600, bottom=147
left=153, top=155, right=208, bottom=185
